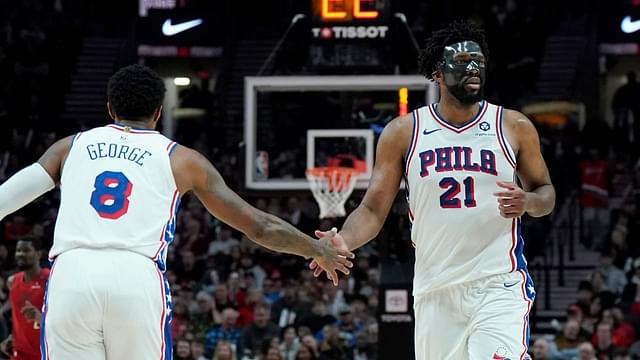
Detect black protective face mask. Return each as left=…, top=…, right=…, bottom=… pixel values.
left=438, top=41, right=486, bottom=105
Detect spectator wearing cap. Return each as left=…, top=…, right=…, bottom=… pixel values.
left=335, top=304, right=363, bottom=351
left=239, top=302, right=280, bottom=358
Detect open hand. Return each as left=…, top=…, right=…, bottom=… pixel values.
left=313, top=228, right=354, bottom=286
left=309, top=228, right=352, bottom=285
left=493, top=181, right=528, bottom=218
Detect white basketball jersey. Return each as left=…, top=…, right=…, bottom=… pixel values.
left=404, top=101, right=527, bottom=298
left=50, top=124, right=179, bottom=270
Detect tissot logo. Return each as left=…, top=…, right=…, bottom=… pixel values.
left=162, top=18, right=203, bottom=36
left=311, top=25, right=388, bottom=39
left=621, top=16, right=640, bottom=33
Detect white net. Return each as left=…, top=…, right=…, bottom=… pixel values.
left=306, top=167, right=359, bottom=219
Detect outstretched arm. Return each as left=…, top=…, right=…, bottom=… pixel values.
left=493, top=110, right=555, bottom=218
left=333, top=115, right=411, bottom=250
left=171, top=146, right=354, bottom=285
left=0, top=136, right=72, bottom=221
left=309, top=115, right=410, bottom=278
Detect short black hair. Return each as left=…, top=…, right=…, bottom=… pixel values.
left=107, top=64, right=166, bottom=121
left=418, top=20, right=490, bottom=81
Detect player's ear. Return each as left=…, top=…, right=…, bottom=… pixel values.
left=432, top=70, right=442, bottom=83
left=107, top=102, right=116, bottom=120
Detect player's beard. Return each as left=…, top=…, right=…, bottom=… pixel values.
left=447, top=81, right=483, bottom=106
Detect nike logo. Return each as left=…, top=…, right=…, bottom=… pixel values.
left=162, top=18, right=203, bottom=36
left=423, top=128, right=441, bottom=135
left=503, top=281, right=519, bottom=288
left=621, top=16, right=640, bottom=34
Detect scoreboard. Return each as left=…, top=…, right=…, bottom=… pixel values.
left=309, top=0, right=392, bottom=72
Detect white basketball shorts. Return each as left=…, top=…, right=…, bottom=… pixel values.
left=41, top=248, right=172, bottom=360
left=413, top=271, right=535, bottom=360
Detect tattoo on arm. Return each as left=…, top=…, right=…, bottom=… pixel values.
left=202, top=164, right=321, bottom=258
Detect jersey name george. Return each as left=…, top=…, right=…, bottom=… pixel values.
left=50, top=124, right=179, bottom=270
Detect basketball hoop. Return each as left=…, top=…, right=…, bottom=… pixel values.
left=306, top=167, right=360, bottom=219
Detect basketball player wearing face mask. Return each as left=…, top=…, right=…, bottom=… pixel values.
left=310, top=21, right=555, bottom=359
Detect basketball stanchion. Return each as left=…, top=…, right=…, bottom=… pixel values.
left=305, top=166, right=360, bottom=218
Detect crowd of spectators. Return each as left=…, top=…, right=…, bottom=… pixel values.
left=528, top=122, right=640, bottom=359
left=0, top=1, right=635, bottom=359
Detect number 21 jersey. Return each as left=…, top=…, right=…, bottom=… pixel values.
left=50, top=124, right=180, bottom=270
left=404, top=101, right=527, bottom=299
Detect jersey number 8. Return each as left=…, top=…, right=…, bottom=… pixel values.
left=89, top=171, right=133, bottom=219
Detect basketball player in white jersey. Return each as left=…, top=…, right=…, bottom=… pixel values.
left=310, top=21, right=555, bottom=359
left=0, top=64, right=354, bottom=360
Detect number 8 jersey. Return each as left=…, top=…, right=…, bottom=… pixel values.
left=50, top=124, right=180, bottom=271
left=404, top=101, right=527, bottom=299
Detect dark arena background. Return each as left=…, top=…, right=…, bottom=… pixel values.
left=1, top=0, right=640, bottom=359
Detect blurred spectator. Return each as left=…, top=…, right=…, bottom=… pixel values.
left=294, top=344, right=318, bottom=360
left=573, top=281, right=595, bottom=316
left=335, top=304, right=362, bottom=352
left=353, top=323, right=378, bottom=360
left=556, top=318, right=590, bottom=351
left=607, top=308, right=635, bottom=348
left=300, top=335, right=320, bottom=359
left=172, top=301, right=190, bottom=340
left=239, top=302, right=280, bottom=358
left=612, top=72, right=640, bottom=152
left=208, top=226, right=240, bottom=256
left=259, top=339, right=283, bottom=360
left=3, top=215, right=31, bottom=244
left=175, top=250, right=205, bottom=285
left=271, top=285, right=310, bottom=328
left=279, top=326, right=300, bottom=360
left=174, top=338, right=194, bottom=360
left=214, top=283, right=235, bottom=312
left=297, top=300, right=337, bottom=335
left=579, top=148, right=610, bottom=249
left=593, top=322, right=616, bottom=358
left=595, top=251, right=627, bottom=296
left=212, top=340, right=237, bottom=360
left=531, top=337, right=553, bottom=359
left=575, top=341, right=597, bottom=360
left=191, top=339, right=207, bottom=360
left=189, top=291, right=221, bottom=340
left=205, top=308, right=242, bottom=358
left=318, top=325, right=348, bottom=360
